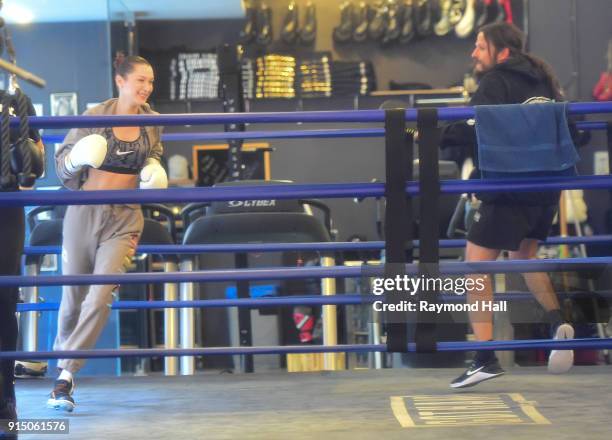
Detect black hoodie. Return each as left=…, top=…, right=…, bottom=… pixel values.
left=441, top=55, right=562, bottom=205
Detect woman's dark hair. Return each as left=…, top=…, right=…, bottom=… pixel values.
left=479, top=22, right=564, bottom=100
left=113, top=51, right=152, bottom=78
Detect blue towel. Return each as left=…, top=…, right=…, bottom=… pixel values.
left=474, top=102, right=579, bottom=178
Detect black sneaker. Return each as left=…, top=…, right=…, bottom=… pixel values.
left=548, top=323, right=574, bottom=374
left=450, top=358, right=505, bottom=389
left=46, top=379, right=76, bottom=412
left=15, top=360, right=48, bottom=378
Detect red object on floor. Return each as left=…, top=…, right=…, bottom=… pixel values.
left=293, top=312, right=315, bottom=343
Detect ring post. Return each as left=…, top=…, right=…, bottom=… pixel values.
left=22, top=263, right=39, bottom=352
left=163, top=261, right=179, bottom=376
left=321, top=255, right=342, bottom=370
left=179, top=259, right=195, bottom=375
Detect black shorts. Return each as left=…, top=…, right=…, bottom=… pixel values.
left=467, top=202, right=557, bottom=251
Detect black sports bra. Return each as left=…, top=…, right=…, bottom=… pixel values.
left=98, top=127, right=150, bottom=174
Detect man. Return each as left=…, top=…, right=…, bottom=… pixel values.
left=440, top=22, right=575, bottom=389
left=0, top=89, right=45, bottom=437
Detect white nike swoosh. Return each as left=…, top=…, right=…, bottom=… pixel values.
left=115, top=151, right=134, bottom=156
left=465, top=366, right=485, bottom=376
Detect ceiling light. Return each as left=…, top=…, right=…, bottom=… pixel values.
left=3, top=2, right=35, bottom=25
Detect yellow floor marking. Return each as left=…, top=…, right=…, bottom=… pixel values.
left=412, top=396, right=501, bottom=399
left=390, top=393, right=551, bottom=428
left=508, top=393, right=551, bottom=425
left=390, top=396, right=415, bottom=427
left=418, top=410, right=510, bottom=416
left=424, top=420, right=525, bottom=426
left=413, top=403, right=509, bottom=407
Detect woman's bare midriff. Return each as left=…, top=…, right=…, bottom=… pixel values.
left=82, top=169, right=138, bottom=191
left=81, top=126, right=141, bottom=191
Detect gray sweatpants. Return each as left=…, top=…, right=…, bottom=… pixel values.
left=54, top=204, right=144, bottom=373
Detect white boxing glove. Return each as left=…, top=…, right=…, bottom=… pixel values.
left=139, top=158, right=168, bottom=189
left=65, top=134, right=108, bottom=174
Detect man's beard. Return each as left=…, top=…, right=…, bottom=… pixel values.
left=473, top=61, right=493, bottom=80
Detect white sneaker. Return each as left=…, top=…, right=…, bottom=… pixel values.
left=548, top=323, right=574, bottom=374
left=450, top=358, right=505, bottom=389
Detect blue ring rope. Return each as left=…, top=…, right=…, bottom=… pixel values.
left=3, top=257, right=612, bottom=287
left=22, top=234, right=612, bottom=256
left=42, top=128, right=387, bottom=144
left=577, top=121, right=608, bottom=130
left=40, top=120, right=608, bottom=144
left=1, top=338, right=611, bottom=360
left=16, top=290, right=612, bottom=312
left=0, top=182, right=386, bottom=207
left=15, top=101, right=612, bottom=129
left=442, top=175, right=612, bottom=194
left=4, top=176, right=612, bottom=207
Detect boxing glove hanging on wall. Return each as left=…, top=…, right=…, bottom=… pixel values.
left=281, top=2, right=299, bottom=44
left=493, top=0, right=507, bottom=23
left=399, top=0, right=415, bottom=44
left=475, top=0, right=496, bottom=28
left=448, top=0, right=466, bottom=27
left=240, top=6, right=257, bottom=44
left=299, top=2, right=317, bottom=45
left=256, top=4, right=273, bottom=46
left=382, top=1, right=401, bottom=46
left=414, top=0, right=432, bottom=38
left=455, top=0, right=476, bottom=38
left=368, top=2, right=388, bottom=42
left=333, top=1, right=354, bottom=44
left=499, top=0, right=513, bottom=24
left=353, top=2, right=369, bottom=43
left=434, top=0, right=453, bottom=36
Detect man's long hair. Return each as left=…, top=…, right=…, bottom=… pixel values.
left=479, top=22, right=564, bottom=101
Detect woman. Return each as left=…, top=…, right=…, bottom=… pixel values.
left=50, top=54, right=167, bottom=412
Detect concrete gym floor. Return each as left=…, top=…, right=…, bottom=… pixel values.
left=13, top=366, right=612, bottom=439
